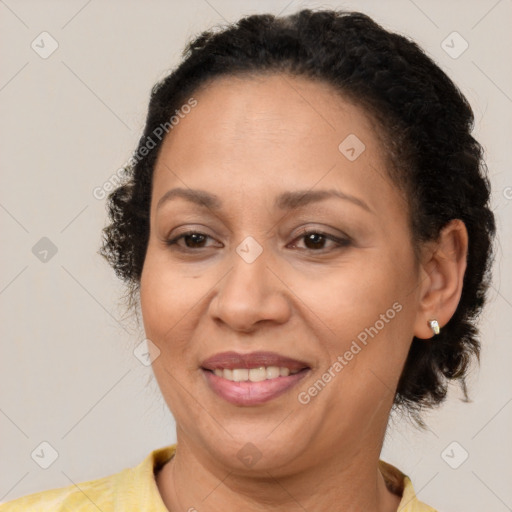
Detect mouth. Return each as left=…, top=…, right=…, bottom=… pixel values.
left=207, top=366, right=304, bottom=381
left=201, top=351, right=311, bottom=406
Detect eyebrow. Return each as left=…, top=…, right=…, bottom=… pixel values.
left=156, top=187, right=372, bottom=214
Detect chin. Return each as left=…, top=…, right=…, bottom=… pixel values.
left=200, top=427, right=313, bottom=475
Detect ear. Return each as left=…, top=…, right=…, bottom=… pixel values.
left=413, top=219, right=468, bottom=340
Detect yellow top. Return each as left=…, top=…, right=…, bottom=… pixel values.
left=0, top=445, right=437, bottom=511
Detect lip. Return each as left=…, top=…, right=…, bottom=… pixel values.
left=201, top=351, right=311, bottom=406
left=202, top=367, right=310, bottom=406
left=201, top=351, right=310, bottom=371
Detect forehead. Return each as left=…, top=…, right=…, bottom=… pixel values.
left=160, top=73, right=376, bottom=156
left=151, top=73, right=404, bottom=218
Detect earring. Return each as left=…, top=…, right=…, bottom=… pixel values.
left=428, top=319, right=440, bottom=336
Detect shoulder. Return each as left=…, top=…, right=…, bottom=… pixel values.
left=0, top=445, right=177, bottom=512
left=379, top=459, right=439, bottom=512
left=0, top=472, right=117, bottom=511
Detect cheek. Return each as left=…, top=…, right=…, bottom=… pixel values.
left=299, top=253, right=409, bottom=331
left=139, top=250, right=198, bottom=350
left=140, top=240, right=206, bottom=311
left=139, top=253, right=205, bottom=413
left=303, top=248, right=416, bottom=381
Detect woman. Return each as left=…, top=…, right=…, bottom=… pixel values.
left=2, top=8, right=495, bottom=512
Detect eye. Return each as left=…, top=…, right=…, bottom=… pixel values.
left=289, top=229, right=351, bottom=251
left=165, top=229, right=350, bottom=253
left=165, top=231, right=221, bottom=250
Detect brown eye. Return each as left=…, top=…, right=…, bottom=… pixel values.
left=303, top=232, right=327, bottom=249
left=166, top=231, right=219, bottom=250
left=290, top=230, right=351, bottom=251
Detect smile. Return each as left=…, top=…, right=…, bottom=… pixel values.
left=200, top=351, right=311, bottom=406
left=211, top=366, right=302, bottom=382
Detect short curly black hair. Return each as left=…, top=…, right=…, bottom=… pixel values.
left=100, top=9, right=496, bottom=422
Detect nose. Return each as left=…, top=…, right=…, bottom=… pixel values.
left=209, top=246, right=291, bottom=333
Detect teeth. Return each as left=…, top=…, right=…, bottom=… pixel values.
left=210, top=366, right=302, bottom=382
left=266, top=366, right=280, bottom=379
left=249, top=367, right=267, bottom=382
left=232, top=369, right=249, bottom=382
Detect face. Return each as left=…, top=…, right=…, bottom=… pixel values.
left=140, top=73, right=423, bottom=475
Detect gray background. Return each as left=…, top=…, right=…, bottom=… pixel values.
left=1, top=0, right=511, bottom=510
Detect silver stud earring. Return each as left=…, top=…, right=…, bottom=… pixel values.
left=428, top=319, right=440, bottom=336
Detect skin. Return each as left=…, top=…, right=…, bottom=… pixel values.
left=139, top=73, right=468, bottom=511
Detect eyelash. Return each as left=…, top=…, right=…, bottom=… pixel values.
left=165, top=229, right=351, bottom=253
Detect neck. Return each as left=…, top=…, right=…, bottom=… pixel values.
left=156, top=434, right=401, bottom=512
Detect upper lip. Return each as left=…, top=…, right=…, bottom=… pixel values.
left=201, top=351, right=310, bottom=371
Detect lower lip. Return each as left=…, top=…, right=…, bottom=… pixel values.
left=202, top=368, right=310, bottom=406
